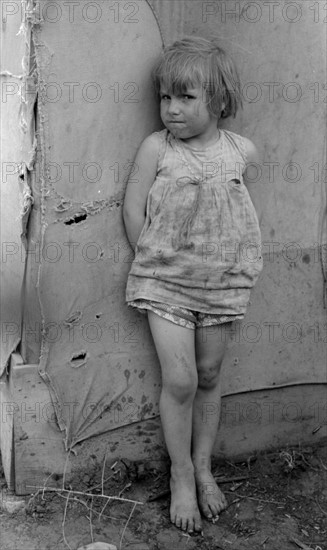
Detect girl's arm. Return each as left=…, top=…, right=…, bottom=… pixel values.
left=242, top=137, right=262, bottom=217
left=123, top=133, right=160, bottom=251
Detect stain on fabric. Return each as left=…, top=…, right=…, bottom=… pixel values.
left=302, top=254, right=310, bottom=264
left=140, top=403, right=154, bottom=419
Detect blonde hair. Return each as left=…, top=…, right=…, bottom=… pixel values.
left=152, top=36, right=242, bottom=119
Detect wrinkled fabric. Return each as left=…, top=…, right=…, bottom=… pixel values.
left=128, top=299, right=244, bottom=329
left=126, top=129, right=263, bottom=315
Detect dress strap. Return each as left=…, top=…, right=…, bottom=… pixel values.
left=154, top=129, right=169, bottom=172
left=222, top=130, right=247, bottom=165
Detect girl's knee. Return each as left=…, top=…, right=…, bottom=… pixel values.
left=163, top=371, right=198, bottom=403
left=197, top=360, right=222, bottom=390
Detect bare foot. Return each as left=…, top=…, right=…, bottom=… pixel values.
left=194, top=467, right=228, bottom=520
left=170, top=467, right=202, bottom=533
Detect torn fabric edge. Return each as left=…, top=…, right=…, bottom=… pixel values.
left=26, top=0, right=128, bottom=449
left=0, top=1, right=39, bottom=376
left=38, top=340, right=67, bottom=437
left=21, top=0, right=52, bottom=359
left=18, top=163, right=35, bottom=247
left=17, top=0, right=39, bottom=245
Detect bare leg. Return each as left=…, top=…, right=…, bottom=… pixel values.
left=147, top=312, right=202, bottom=533
left=192, top=323, right=231, bottom=520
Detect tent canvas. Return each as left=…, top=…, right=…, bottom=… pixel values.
left=1, top=0, right=326, bottom=493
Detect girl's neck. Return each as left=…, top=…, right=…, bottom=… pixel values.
left=178, top=128, right=221, bottom=151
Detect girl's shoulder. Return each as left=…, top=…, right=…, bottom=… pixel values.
left=148, top=128, right=169, bottom=145
left=221, top=129, right=258, bottom=165
left=146, top=129, right=171, bottom=170
left=141, top=129, right=165, bottom=151
left=137, top=130, right=167, bottom=167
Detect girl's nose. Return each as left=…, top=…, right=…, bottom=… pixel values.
left=167, top=98, right=180, bottom=114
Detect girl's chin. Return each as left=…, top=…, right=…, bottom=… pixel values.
left=166, top=126, right=190, bottom=138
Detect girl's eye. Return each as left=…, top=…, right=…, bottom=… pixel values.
left=182, top=95, right=195, bottom=100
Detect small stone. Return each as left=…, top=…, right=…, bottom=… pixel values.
left=0, top=494, right=26, bottom=514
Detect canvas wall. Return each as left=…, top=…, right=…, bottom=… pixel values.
left=1, top=0, right=326, bottom=463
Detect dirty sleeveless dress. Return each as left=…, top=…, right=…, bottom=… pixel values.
left=126, top=128, right=263, bottom=316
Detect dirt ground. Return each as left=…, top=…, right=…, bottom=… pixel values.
left=1, top=443, right=326, bottom=550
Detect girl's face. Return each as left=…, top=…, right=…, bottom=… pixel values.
left=160, top=85, right=219, bottom=146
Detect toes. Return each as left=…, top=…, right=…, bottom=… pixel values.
left=211, top=514, right=219, bottom=524
left=194, top=518, right=203, bottom=533
left=213, top=500, right=226, bottom=516
left=186, top=519, right=194, bottom=533
left=188, top=516, right=203, bottom=534
left=171, top=513, right=202, bottom=534
left=208, top=503, right=218, bottom=518
left=181, top=517, right=189, bottom=532
left=202, top=505, right=213, bottom=520
left=212, top=497, right=224, bottom=516
left=172, top=513, right=188, bottom=532
left=213, top=488, right=227, bottom=513
left=175, top=516, right=182, bottom=530
left=200, top=490, right=227, bottom=519
left=219, top=494, right=228, bottom=512
left=171, top=511, right=181, bottom=530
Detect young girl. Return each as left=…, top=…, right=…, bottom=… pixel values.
left=123, top=36, right=263, bottom=534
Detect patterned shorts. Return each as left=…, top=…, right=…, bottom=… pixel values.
left=128, top=299, right=243, bottom=330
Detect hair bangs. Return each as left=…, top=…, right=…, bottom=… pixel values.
left=153, top=52, right=208, bottom=96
